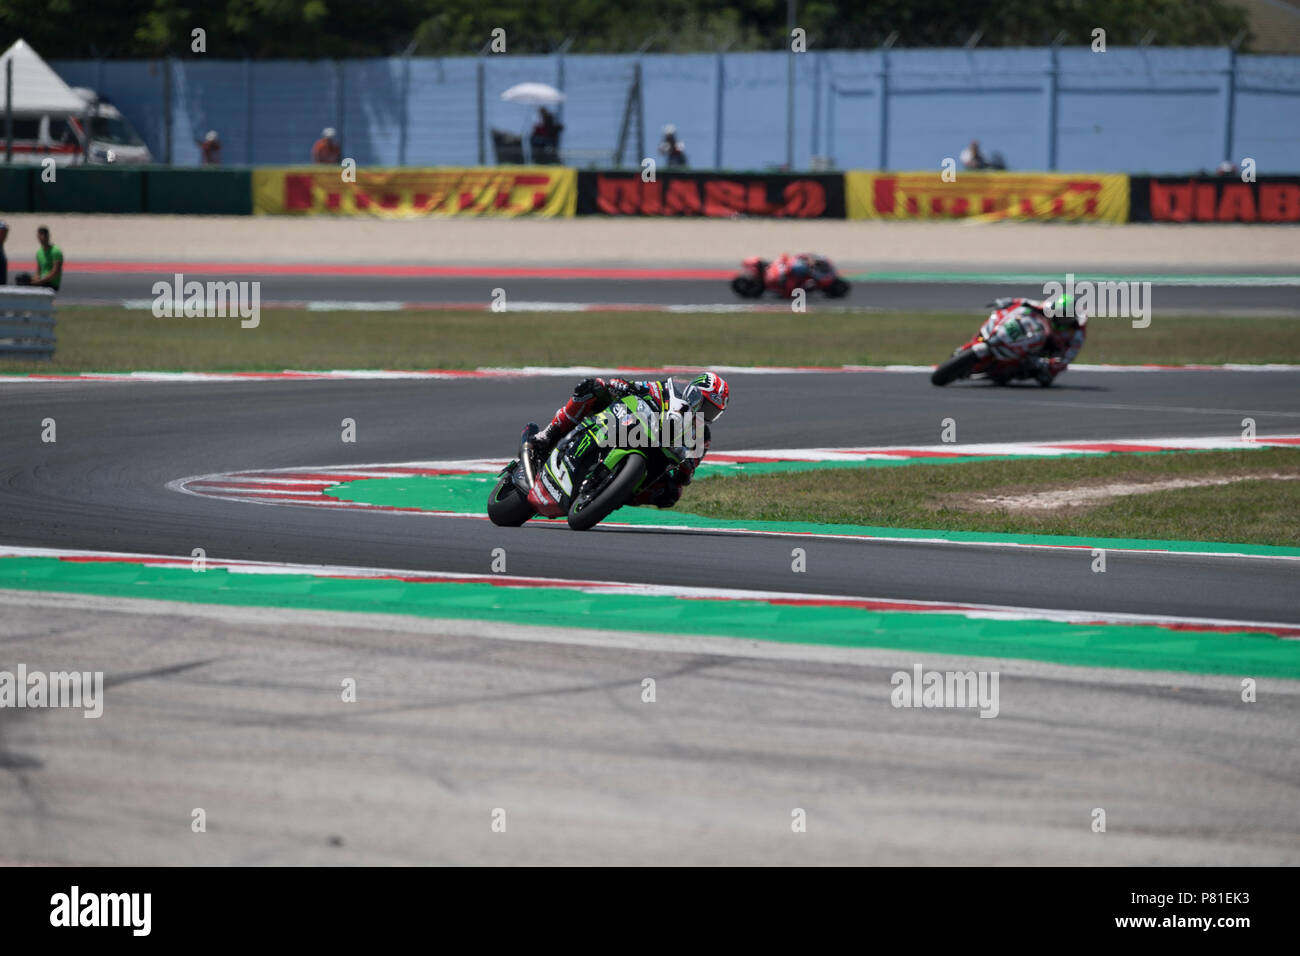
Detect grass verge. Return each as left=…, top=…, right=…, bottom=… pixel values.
left=684, top=448, right=1300, bottom=547
left=2, top=308, right=1299, bottom=374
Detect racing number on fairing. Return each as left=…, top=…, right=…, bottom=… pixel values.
left=547, top=451, right=574, bottom=496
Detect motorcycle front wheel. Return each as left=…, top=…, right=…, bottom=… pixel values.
left=487, top=471, right=535, bottom=526
left=731, top=275, right=763, bottom=298
left=825, top=278, right=849, bottom=298
left=567, top=455, right=648, bottom=531
left=930, top=349, right=980, bottom=386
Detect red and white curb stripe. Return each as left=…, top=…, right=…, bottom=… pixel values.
left=171, top=463, right=481, bottom=508
left=3, top=544, right=1297, bottom=639
left=165, top=435, right=1300, bottom=561
left=7, top=363, right=1300, bottom=384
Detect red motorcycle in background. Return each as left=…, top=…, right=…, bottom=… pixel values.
left=931, top=300, right=1086, bottom=386
left=731, top=253, right=850, bottom=299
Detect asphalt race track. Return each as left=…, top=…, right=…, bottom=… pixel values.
left=3, top=370, right=1299, bottom=622
left=3, top=367, right=1299, bottom=864
left=61, top=269, right=1300, bottom=313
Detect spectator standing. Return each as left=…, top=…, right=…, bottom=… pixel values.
left=32, top=226, right=62, bottom=291
left=659, top=125, right=687, bottom=167
left=960, top=138, right=1007, bottom=171
left=199, top=130, right=222, bottom=166
left=960, top=139, right=988, bottom=170
left=312, top=127, right=341, bottom=164
left=529, top=108, right=563, bottom=163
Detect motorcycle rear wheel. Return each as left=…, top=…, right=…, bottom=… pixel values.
left=931, top=349, right=980, bottom=386
left=487, top=472, right=535, bottom=526
left=567, top=456, right=648, bottom=531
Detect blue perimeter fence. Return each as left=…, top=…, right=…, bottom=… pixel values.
left=51, top=47, right=1300, bottom=174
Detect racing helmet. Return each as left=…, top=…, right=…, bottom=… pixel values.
left=1044, top=292, right=1080, bottom=332
left=682, top=372, right=730, bottom=423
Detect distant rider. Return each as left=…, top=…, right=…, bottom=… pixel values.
left=525, top=373, right=730, bottom=508
left=764, top=252, right=833, bottom=298
left=991, top=292, right=1088, bottom=385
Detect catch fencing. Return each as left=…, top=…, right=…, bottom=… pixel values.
left=49, top=48, right=1300, bottom=174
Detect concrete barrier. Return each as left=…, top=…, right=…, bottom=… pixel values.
left=0, top=167, right=251, bottom=215
left=0, top=287, right=57, bottom=359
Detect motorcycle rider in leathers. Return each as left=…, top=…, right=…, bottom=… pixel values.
left=989, top=292, right=1088, bottom=385
left=525, top=372, right=730, bottom=508
left=765, top=252, right=834, bottom=298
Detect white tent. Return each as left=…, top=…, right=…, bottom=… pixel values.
left=0, top=39, right=86, bottom=114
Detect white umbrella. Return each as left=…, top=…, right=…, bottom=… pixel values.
left=500, top=82, right=566, bottom=106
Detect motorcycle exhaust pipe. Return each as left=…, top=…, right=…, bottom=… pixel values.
left=519, top=423, right=539, bottom=491
left=521, top=445, right=535, bottom=491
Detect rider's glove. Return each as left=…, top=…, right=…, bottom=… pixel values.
left=573, top=377, right=607, bottom=400
left=608, top=378, right=652, bottom=400
left=990, top=297, right=1016, bottom=309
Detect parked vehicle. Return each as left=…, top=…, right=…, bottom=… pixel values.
left=0, top=41, right=151, bottom=165
left=67, top=89, right=153, bottom=164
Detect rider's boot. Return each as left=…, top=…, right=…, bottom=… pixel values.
left=526, top=399, right=585, bottom=462
left=526, top=380, right=610, bottom=464
left=525, top=421, right=562, bottom=463
left=1023, top=356, right=1055, bottom=386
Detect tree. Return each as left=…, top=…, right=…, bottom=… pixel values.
left=0, top=0, right=1253, bottom=58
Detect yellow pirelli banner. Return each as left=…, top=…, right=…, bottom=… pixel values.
left=252, top=166, right=577, bottom=217
left=846, top=171, right=1129, bottom=222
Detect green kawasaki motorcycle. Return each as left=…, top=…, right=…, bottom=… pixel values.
left=487, top=386, right=701, bottom=531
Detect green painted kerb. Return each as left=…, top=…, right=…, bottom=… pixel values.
left=2, top=557, right=1297, bottom=678
left=324, top=469, right=1300, bottom=559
